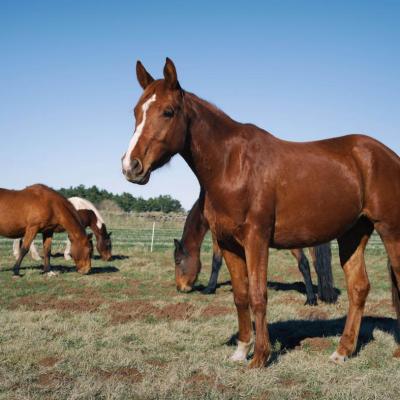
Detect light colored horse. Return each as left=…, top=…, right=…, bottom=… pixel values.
left=13, top=196, right=108, bottom=261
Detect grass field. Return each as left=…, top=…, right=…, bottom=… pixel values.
left=0, top=213, right=399, bottom=399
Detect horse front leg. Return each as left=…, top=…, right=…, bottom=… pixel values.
left=221, top=247, right=252, bottom=362
left=203, top=239, right=223, bottom=295
left=244, top=227, right=271, bottom=368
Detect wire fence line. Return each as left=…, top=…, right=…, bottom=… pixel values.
left=0, top=227, right=385, bottom=254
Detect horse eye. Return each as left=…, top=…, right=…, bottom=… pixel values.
left=163, top=108, right=174, bottom=118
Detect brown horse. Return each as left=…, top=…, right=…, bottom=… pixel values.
left=174, top=193, right=337, bottom=305
left=0, top=184, right=93, bottom=276
left=14, top=208, right=112, bottom=262
left=122, top=58, right=400, bottom=368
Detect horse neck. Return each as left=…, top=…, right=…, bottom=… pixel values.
left=89, top=217, right=107, bottom=242
left=181, top=195, right=209, bottom=255
left=60, top=207, right=87, bottom=243
left=181, top=93, right=245, bottom=190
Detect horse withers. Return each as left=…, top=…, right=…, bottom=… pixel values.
left=122, top=58, right=400, bottom=368
left=174, top=193, right=337, bottom=305
left=0, top=184, right=93, bottom=276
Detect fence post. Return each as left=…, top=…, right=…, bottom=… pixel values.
left=150, top=221, right=155, bottom=252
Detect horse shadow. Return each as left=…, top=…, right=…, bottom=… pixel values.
left=93, top=254, right=130, bottom=261
left=226, top=315, right=399, bottom=364
left=52, top=253, right=129, bottom=261
left=2, top=264, right=119, bottom=275
left=192, top=280, right=232, bottom=292
left=268, top=280, right=341, bottom=297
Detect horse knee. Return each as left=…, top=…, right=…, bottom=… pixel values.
left=350, top=281, right=370, bottom=306
left=234, top=292, right=249, bottom=310
left=249, top=294, right=266, bottom=314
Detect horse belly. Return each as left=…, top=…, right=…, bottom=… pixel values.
left=272, top=167, right=362, bottom=248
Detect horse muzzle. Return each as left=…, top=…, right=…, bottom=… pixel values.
left=122, top=158, right=151, bottom=185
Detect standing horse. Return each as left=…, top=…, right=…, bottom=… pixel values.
left=0, top=184, right=92, bottom=276
left=122, top=58, right=400, bottom=368
left=13, top=197, right=112, bottom=262
left=174, top=193, right=337, bottom=305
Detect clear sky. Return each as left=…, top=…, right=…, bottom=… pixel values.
left=1, top=0, right=399, bottom=210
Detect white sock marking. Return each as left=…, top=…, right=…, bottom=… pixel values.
left=230, top=339, right=253, bottom=362
left=329, top=351, right=348, bottom=364
left=122, top=94, right=156, bottom=171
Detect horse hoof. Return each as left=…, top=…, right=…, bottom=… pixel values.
left=202, top=287, right=216, bottom=295
left=46, top=271, right=58, bottom=277
left=329, top=351, right=348, bottom=365
left=64, top=255, right=72, bottom=261
left=248, top=355, right=268, bottom=369
left=304, top=298, right=318, bottom=306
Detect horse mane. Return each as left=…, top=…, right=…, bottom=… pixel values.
left=184, top=91, right=237, bottom=125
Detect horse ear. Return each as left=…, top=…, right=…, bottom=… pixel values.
left=173, top=238, right=181, bottom=251
left=136, top=60, right=154, bottom=90
left=163, top=57, right=180, bottom=90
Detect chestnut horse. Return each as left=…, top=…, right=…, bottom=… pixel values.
left=0, top=184, right=93, bottom=276
left=122, top=58, right=400, bottom=368
left=174, top=193, right=337, bottom=305
left=13, top=197, right=112, bottom=262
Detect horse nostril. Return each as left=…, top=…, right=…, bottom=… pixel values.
left=131, top=158, right=143, bottom=175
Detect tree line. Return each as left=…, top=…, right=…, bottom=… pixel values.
left=57, top=185, right=184, bottom=213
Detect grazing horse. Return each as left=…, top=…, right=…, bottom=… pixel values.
left=13, top=197, right=112, bottom=262
left=174, top=193, right=337, bottom=305
left=0, top=184, right=93, bottom=276
left=122, top=58, right=400, bottom=368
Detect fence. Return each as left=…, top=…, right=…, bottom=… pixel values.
left=0, top=226, right=385, bottom=255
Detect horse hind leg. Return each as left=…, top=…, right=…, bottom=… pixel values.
left=330, top=217, right=374, bottom=364
left=374, top=226, right=400, bottom=357
left=13, top=226, right=39, bottom=277
left=291, top=249, right=317, bottom=306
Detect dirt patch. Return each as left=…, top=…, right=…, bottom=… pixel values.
left=122, top=279, right=140, bottom=295
left=298, top=309, right=328, bottom=320
left=12, top=294, right=102, bottom=313
left=109, top=301, right=195, bottom=324
left=200, top=305, right=232, bottom=318
left=38, top=356, right=60, bottom=368
left=37, top=371, right=71, bottom=387
left=185, top=371, right=228, bottom=395
left=393, top=347, right=400, bottom=358
left=97, top=367, right=143, bottom=383
left=300, top=337, right=331, bottom=352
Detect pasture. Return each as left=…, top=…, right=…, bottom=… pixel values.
left=0, top=212, right=399, bottom=400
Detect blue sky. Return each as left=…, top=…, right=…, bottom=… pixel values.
left=1, top=0, right=399, bottom=209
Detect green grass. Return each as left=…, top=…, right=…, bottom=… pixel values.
left=0, top=215, right=399, bottom=399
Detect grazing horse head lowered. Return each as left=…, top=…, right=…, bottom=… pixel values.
left=122, top=58, right=400, bottom=369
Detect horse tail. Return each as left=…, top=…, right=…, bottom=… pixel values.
left=314, top=242, right=338, bottom=304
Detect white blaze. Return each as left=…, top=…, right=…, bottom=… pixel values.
left=122, top=94, right=157, bottom=171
